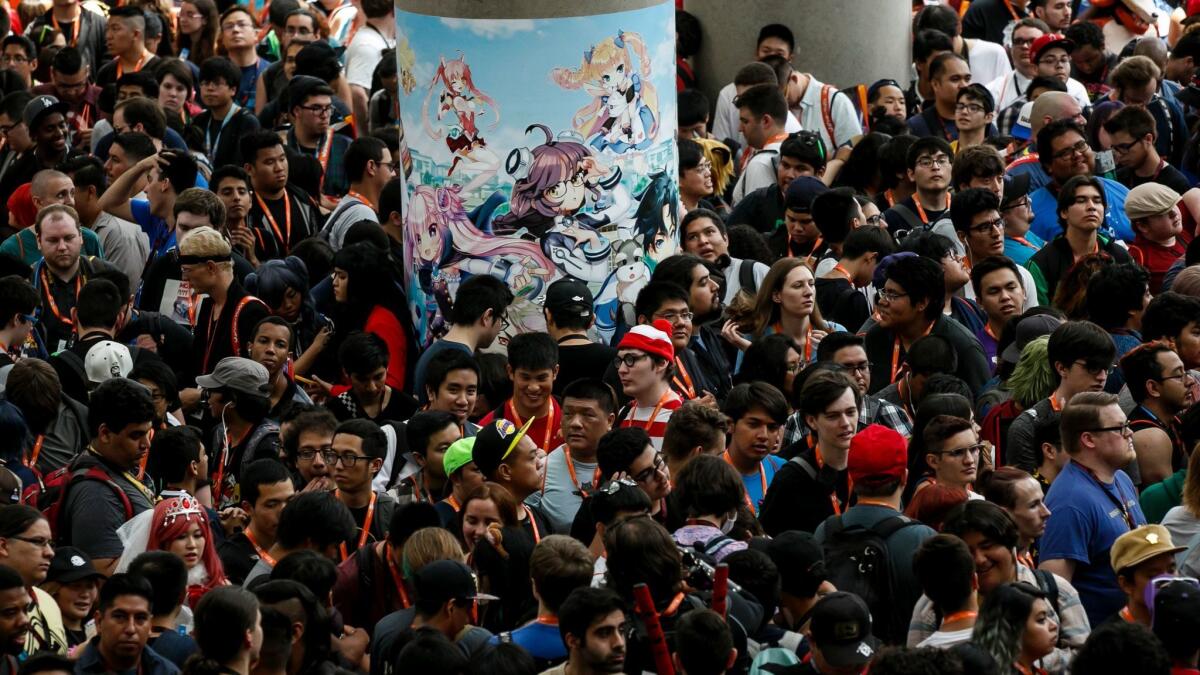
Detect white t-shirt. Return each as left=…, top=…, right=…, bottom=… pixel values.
left=965, top=38, right=1012, bottom=88
left=987, top=70, right=1032, bottom=111
left=344, top=24, right=394, bottom=89
left=322, top=194, right=378, bottom=250
left=917, top=627, right=973, bottom=649
left=961, top=261, right=1040, bottom=313
left=712, top=81, right=802, bottom=146
left=731, top=139, right=783, bottom=205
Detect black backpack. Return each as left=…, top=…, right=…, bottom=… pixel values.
left=818, top=513, right=923, bottom=645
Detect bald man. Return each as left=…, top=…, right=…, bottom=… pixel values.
left=0, top=170, right=105, bottom=265
left=1005, top=91, right=1087, bottom=191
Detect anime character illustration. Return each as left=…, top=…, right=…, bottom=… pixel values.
left=405, top=184, right=556, bottom=346
left=421, top=53, right=502, bottom=192
left=551, top=30, right=660, bottom=154
left=396, top=36, right=418, bottom=94
left=593, top=239, right=650, bottom=344
left=492, top=124, right=632, bottom=240
left=629, top=172, right=679, bottom=272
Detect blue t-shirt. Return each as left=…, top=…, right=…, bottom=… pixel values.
left=1004, top=231, right=1044, bottom=266
left=743, top=454, right=785, bottom=515
left=130, top=199, right=175, bottom=259
left=1028, top=177, right=1132, bottom=244
left=489, top=621, right=565, bottom=663
left=1041, top=460, right=1146, bottom=626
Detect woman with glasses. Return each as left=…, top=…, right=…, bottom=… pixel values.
left=0, top=505, right=67, bottom=655
left=175, top=0, right=218, bottom=69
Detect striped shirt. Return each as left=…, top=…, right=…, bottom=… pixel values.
left=618, top=390, right=683, bottom=451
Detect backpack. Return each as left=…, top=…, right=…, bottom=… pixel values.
left=981, top=398, right=1023, bottom=467
left=818, top=513, right=923, bottom=645
left=22, top=455, right=133, bottom=544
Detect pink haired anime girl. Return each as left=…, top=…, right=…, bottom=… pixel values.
left=551, top=30, right=659, bottom=153
left=421, top=53, right=501, bottom=192
left=405, top=184, right=556, bottom=344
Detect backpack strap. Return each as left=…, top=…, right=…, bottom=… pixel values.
left=822, top=513, right=845, bottom=538
left=868, top=514, right=922, bottom=539
left=889, top=203, right=925, bottom=233
left=61, top=462, right=135, bottom=532
left=701, top=534, right=736, bottom=559
left=789, top=455, right=818, bottom=481
left=1033, top=568, right=1062, bottom=620
left=819, top=84, right=839, bottom=147
left=738, top=258, right=758, bottom=296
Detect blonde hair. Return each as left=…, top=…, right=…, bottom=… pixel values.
left=550, top=32, right=659, bottom=140
left=177, top=225, right=233, bottom=272
left=401, top=526, right=465, bottom=575
left=695, top=138, right=735, bottom=196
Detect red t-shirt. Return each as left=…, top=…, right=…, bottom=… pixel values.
left=364, top=305, right=408, bottom=391
left=1130, top=229, right=1191, bottom=295
left=480, top=399, right=564, bottom=453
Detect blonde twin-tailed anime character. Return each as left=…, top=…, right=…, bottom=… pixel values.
left=421, top=53, right=501, bottom=192
left=404, top=184, right=556, bottom=345
left=551, top=30, right=659, bottom=154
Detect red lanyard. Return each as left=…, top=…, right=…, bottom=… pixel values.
left=942, top=610, right=977, bottom=625
left=23, top=435, right=43, bottom=468
left=408, top=474, right=426, bottom=503
left=52, top=13, right=81, bottom=46
left=562, top=447, right=601, bottom=498
left=244, top=528, right=276, bottom=567
left=775, top=322, right=813, bottom=361
left=740, top=132, right=789, bottom=171
left=116, top=52, right=147, bottom=78
left=347, top=190, right=375, bottom=210
left=384, top=542, right=410, bottom=608
left=672, top=357, right=696, bottom=399
left=830, top=264, right=852, bottom=283
left=890, top=322, right=935, bottom=382
left=40, top=267, right=81, bottom=329
left=723, top=451, right=766, bottom=510
left=255, top=193, right=292, bottom=255
left=316, top=129, right=334, bottom=193
left=444, top=495, right=461, bottom=512
left=338, top=490, right=377, bottom=559
left=507, top=398, right=556, bottom=452
left=629, top=389, right=674, bottom=431
left=913, top=193, right=951, bottom=225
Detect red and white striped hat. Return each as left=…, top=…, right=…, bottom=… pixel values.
left=616, top=319, right=675, bottom=362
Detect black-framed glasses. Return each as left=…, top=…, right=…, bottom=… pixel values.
left=300, top=104, right=333, bottom=116
left=934, top=443, right=984, bottom=460
left=915, top=155, right=951, bottom=169
left=9, top=535, right=52, bottom=549
left=841, top=362, right=870, bottom=375
left=1052, top=140, right=1090, bottom=162
left=1156, top=372, right=1187, bottom=384
left=1000, top=196, right=1029, bottom=212
left=1086, top=422, right=1133, bottom=436
left=613, top=353, right=651, bottom=369
left=954, top=102, right=986, bottom=115
left=631, top=452, right=666, bottom=483
left=330, top=452, right=372, bottom=467
left=1109, top=139, right=1144, bottom=155
left=297, top=447, right=337, bottom=462
left=969, top=218, right=1005, bottom=235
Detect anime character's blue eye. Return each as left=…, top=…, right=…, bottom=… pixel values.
left=601, top=75, right=610, bottom=82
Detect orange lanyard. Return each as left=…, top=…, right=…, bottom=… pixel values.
left=984, top=323, right=999, bottom=341
left=137, top=427, right=156, bottom=479
left=522, top=504, right=541, bottom=543
left=244, top=528, right=276, bottom=567
left=444, top=495, right=461, bottom=512
left=116, top=52, right=147, bottom=78
left=913, top=193, right=951, bottom=225
left=562, top=447, right=601, bottom=498
left=507, top=399, right=556, bottom=452
left=629, top=389, right=674, bottom=431
left=740, top=132, right=789, bottom=171
left=672, top=357, right=696, bottom=399
left=23, top=435, right=43, bottom=469
left=255, top=193, right=292, bottom=255
left=1002, top=0, right=1021, bottom=20
left=338, top=490, right=377, bottom=559
left=830, top=264, right=852, bottom=283
left=890, top=322, right=934, bottom=382
left=775, top=322, right=813, bottom=361
left=316, top=129, right=334, bottom=192
left=384, top=542, right=411, bottom=608
left=40, top=267, right=81, bottom=328
left=1011, top=236, right=1038, bottom=250
left=723, top=451, right=767, bottom=510
left=52, top=13, right=81, bottom=46
left=1017, top=549, right=1035, bottom=569
left=1119, top=606, right=1135, bottom=623
left=813, top=445, right=852, bottom=514
left=942, top=610, right=977, bottom=625
left=347, top=190, right=375, bottom=210
left=213, top=424, right=252, bottom=502
left=408, top=474, right=426, bottom=503
left=884, top=189, right=895, bottom=207
left=1047, top=395, right=1063, bottom=413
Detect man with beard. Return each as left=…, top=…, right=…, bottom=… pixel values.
left=546, top=588, right=627, bottom=675
left=0, top=565, right=30, bottom=669
left=1123, top=344, right=1193, bottom=487
left=31, top=205, right=116, bottom=354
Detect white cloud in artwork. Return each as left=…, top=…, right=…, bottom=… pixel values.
left=440, top=17, right=536, bottom=39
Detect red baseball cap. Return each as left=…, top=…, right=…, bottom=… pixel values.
left=1029, top=33, right=1074, bottom=63
left=847, top=424, right=907, bottom=487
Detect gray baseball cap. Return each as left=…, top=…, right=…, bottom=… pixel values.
left=23, top=95, right=67, bottom=129
left=195, top=357, right=270, bottom=396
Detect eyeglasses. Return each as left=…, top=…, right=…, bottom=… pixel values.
left=0, top=55, right=28, bottom=65
left=1038, top=56, right=1071, bottom=67
left=1087, top=422, right=1133, bottom=437
left=1109, top=139, right=1143, bottom=155
left=655, top=311, right=693, bottom=323
left=1012, top=37, right=1038, bottom=48
left=934, top=442, right=984, bottom=460
left=841, top=362, right=870, bottom=375
left=969, top=217, right=1005, bottom=235
left=689, top=161, right=713, bottom=174
left=9, top=535, right=52, bottom=550
left=330, top=452, right=372, bottom=467
left=1156, top=372, right=1188, bottom=384
left=1000, top=196, right=1029, bottom=212
left=613, top=353, right=651, bottom=369
left=300, top=104, right=334, bottom=116
left=865, top=213, right=883, bottom=226
left=785, top=361, right=802, bottom=374
left=285, top=26, right=314, bottom=36
left=297, top=447, right=336, bottom=462
left=1072, top=359, right=1113, bottom=377
left=1052, top=140, right=1090, bottom=162
left=915, top=156, right=951, bottom=169
left=179, top=10, right=204, bottom=19
left=222, top=20, right=252, bottom=31
left=875, top=288, right=909, bottom=304
left=954, top=102, right=986, bottom=114
left=631, top=452, right=666, bottom=483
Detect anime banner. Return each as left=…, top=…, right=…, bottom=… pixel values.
left=396, top=2, right=678, bottom=350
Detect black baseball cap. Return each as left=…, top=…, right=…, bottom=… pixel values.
left=471, top=418, right=534, bottom=479
left=809, top=592, right=879, bottom=667
left=45, top=547, right=103, bottom=585
left=785, top=176, right=828, bottom=213
left=412, top=559, right=497, bottom=605
left=544, top=278, right=593, bottom=319
left=765, top=531, right=826, bottom=598
left=1001, top=172, right=1031, bottom=207
left=1153, top=578, right=1200, bottom=654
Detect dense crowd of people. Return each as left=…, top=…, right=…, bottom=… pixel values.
left=4, top=0, right=1200, bottom=674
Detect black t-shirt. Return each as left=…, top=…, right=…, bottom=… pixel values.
left=815, top=277, right=869, bottom=334
left=553, top=341, right=617, bottom=396
left=217, top=531, right=258, bottom=585
left=728, top=185, right=786, bottom=235
left=883, top=196, right=949, bottom=238
left=1117, top=163, right=1193, bottom=197
left=325, top=386, right=418, bottom=423
left=961, top=0, right=1025, bottom=44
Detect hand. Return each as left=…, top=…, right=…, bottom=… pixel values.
left=218, top=507, right=248, bottom=536
left=694, top=390, right=718, bottom=410
left=302, top=476, right=337, bottom=493
left=305, top=375, right=334, bottom=402
left=721, top=319, right=751, bottom=351
left=230, top=224, right=256, bottom=259
left=76, top=127, right=92, bottom=146
left=810, top=329, right=828, bottom=351
left=179, top=387, right=201, bottom=412
left=333, top=625, right=370, bottom=665
left=312, top=325, right=333, bottom=351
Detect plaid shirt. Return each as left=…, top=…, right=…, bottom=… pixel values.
left=781, top=396, right=914, bottom=447
left=907, top=563, right=1090, bottom=674
left=286, top=127, right=352, bottom=197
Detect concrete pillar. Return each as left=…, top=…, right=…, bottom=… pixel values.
left=688, top=0, right=912, bottom=103
left=394, top=0, right=679, bottom=348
